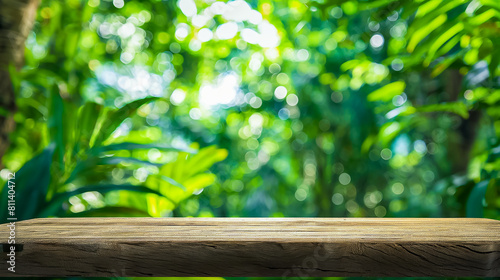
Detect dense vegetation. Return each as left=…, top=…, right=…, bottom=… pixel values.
left=1, top=0, right=499, bottom=230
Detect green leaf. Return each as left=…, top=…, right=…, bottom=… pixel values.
left=414, top=0, right=443, bottom=18
left=64, top=156, right=161, bottom=185
left=184, top=146, right=228, bottom=178
left=340, top=59, right=362, bottom=71
left=357, top=0, right=399, bottom=10
left=424, top=22, right=465, bottom=65
left=75, top=102, right=103, bottom=153
left=54, top=184, right=165, bottom=201
left=147, top=174, right=187, bottom=191
left=62, top=207, right=151, bottom=217
left=378, top=121, right=403, bottom=146
left=7, top=64, right=21, bottom=94
left=93, top=97, right=159, bottom=146
left=482, top=0, right=500, bottom=9
left=0, top=144, right=55, bottom=221
left=90, top=142, right=197, bottom=155
left=367, top=81, right=406, bottom=102
left=159, top=175, right=187, bottom=191
left=408, top=14, right=447, bottom=52
left=431, top=48, right=468, bottom=77
left=48, top=86, right=65, bottom=170
left=488, top=48, right=500, bottom=79
left=41, top=184, right=168, bottom=217
left=415, top=102, right=469, bottom=118
left=468, top=8, right=498, bottom=26
left=466, top=180, right=489, bottom=217
left=98, top=157, right=163, bottom=167
left=144, top=145, right=227, bottom=206
left=183, top=173, right=217, bottom=192
left=63, top=25, right=81, bottom=58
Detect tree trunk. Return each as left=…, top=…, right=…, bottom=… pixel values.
left=0, top=0, right=39, bottom=163
left=445, top=69, right=481, bottom=174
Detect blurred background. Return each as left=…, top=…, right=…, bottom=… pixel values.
left=0, top=0, right=499, bottom=278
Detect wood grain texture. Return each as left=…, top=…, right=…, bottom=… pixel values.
left=0, top=217, right=499, bottom=277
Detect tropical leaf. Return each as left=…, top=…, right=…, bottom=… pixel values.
left=64, top=156, right=161, bottom=185
left=423, top=21, right=465, bottom=65
left=431, top=48, right=469, bottom=77
left=145, top=145, right=228, bottom=208
left=488, top=48, right=500, bottom=79
left=367, top=81, right=406, bottom=102
left=47, top=86, right=65, bottom=170
left=413, top=102, right=469, bottom=118
left=89, top=142, right=197, bottom=155
left=40, top=184, right=168, bottom=217
left=466, top=180, right=490, bottom=217
left=0, top=144, right=55, bottom=221
left=74, top=102, right=103, bottom=153
left=408, top=14, right=448, bottom=52
left=62, top=206, right=151, bottom=217
left=93, top=97, right=159, bottom=146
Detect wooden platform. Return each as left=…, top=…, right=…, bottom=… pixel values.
left=0, top=217, right=499, bottom=277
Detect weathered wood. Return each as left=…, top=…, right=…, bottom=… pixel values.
left=0, top=218, right=499, bottom=277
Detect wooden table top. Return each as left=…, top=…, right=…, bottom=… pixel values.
left=1, top=217, right=499, bottom=277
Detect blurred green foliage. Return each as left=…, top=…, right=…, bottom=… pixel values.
left=1, top=0, right=499, bottom=225
left=0, top=1, right=498, bottom=280
left=0, top=89, right=227, bottom=218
